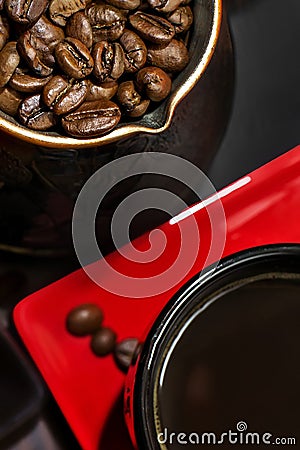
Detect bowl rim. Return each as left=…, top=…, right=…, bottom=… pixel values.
left=0, top=0, right=222, bottom=149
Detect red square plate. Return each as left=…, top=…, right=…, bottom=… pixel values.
left=14, top=146, right=300, bottom=450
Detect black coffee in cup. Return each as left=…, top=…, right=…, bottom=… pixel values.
left=154, top=274, right=300, bottom=449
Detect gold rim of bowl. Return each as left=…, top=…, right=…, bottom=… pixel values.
left=0, top=0, right=222, bottom=149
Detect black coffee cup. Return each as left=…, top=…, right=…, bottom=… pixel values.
left=126, top=245, right=300, bottom=449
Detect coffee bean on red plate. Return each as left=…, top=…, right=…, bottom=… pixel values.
left=0, top=15, right=9, bottom=52
left=147, top=0, right=182, bottom=13
left=129, top=12, right=175, bottom=44
left=120, top=29, right=147, bottom=73
left=61, top=100, right=121, bottom=137
left=86, top=79, right=118, bottom=101
left=92, top=41, right=124, bottom=82
left=147, top=38, right=189, bottom=72
left=167, top=6, right=193, bottom=33
left=5, top=0, right=48, bottom=25
left=114, top=338, right=139, bottom=372
left=30, top=15, right=65, bottom=53
left=18, top=31, right=55, bottom=77
left=43, top=75, right=88, bottom=115
left=66, top=11, right=93, bottom=49
left=0, top=85, right=23, bottom=116
left=49, top=0, right=90, bottom=27
left=55, top=37, right=94, bottom=79
left=136, top=66, right=171, bottom=101
left=0, top=41, right=20, bottom=87
left=91, top=327, right=116, bottom=356
left=66, top=303, right=103, bottom=336
left=10, top=68, right=52, bottom=93
left=105, top=0, right=140, bottom=10
left=18, top=93, right=56, bottom=130
left=86, top=4, right=126, bottom=42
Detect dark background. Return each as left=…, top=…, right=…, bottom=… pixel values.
left=209, top=0, right=300, bottom=189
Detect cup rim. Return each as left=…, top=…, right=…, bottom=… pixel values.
left=0, top=0, right=222, bottom=149
left=132, top=244, right=300, bottom=449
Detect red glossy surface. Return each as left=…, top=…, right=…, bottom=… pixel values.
left=14, top=145, right=300, bottom=450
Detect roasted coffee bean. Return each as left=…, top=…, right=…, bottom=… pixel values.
left=120, top=29, right=147, bottom=73
left=106, top=0, right=140, bottom=10
left=9, top=68, right=52, bottom=93
left=129, top=12, right=175, bottom=44
left=62, top=99, right=121, bottom=137
left=5, top=0, right=48, bottom=25
left=0, top=85, right=23, bottom=115
left=91, top=327, right=116, bottom=356
left=18, top=93, right=56, bottom=130
left=105, top=0, right=140, bottom=11
left=0, top=41, right=20, bottom=87
left=117, top=80, right=140, bottom=111
left=49, top=0, right=90, bottom=27
left=66, top=303, right=103, bottom=336
left=86, top=4, right=126, bottom=42
left=147, top=0, right=182, bottom=13
left=0, top=0, right=193, bottom=136
left=43, top=75, right=88, bottom=115
left=92, top=41, right=124, bottom=82
left=86, top=79, right=118, bottom=101
left=136, top=66, right=171, bottom=101
left=0, top=15, right=9, bottom=51
left=55, top=37, right=94, bottom=79
left=66, top=11, right=93, bottom=49
left=147, top=39, right=189, bottom=72
left=128, top=98, right=149, bottom=117
left=167, top=6, right=193, bottom=33
left=114, top=338, right=139, bottom=372
left=18, top=31, right=54, bottom=77
left=120, top=8, right=130, bottom=16
left=30, top=16, right=65, bottom=53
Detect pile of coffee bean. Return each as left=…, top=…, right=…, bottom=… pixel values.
left=66, top=303, right=139, bottom=371
left=0, top=0, right=193, bottom=137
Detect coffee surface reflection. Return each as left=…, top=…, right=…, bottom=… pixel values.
left=156, top=275, right=300, bottom=449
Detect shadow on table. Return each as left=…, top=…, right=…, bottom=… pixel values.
left=98, top=392, right=134, bottom=450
